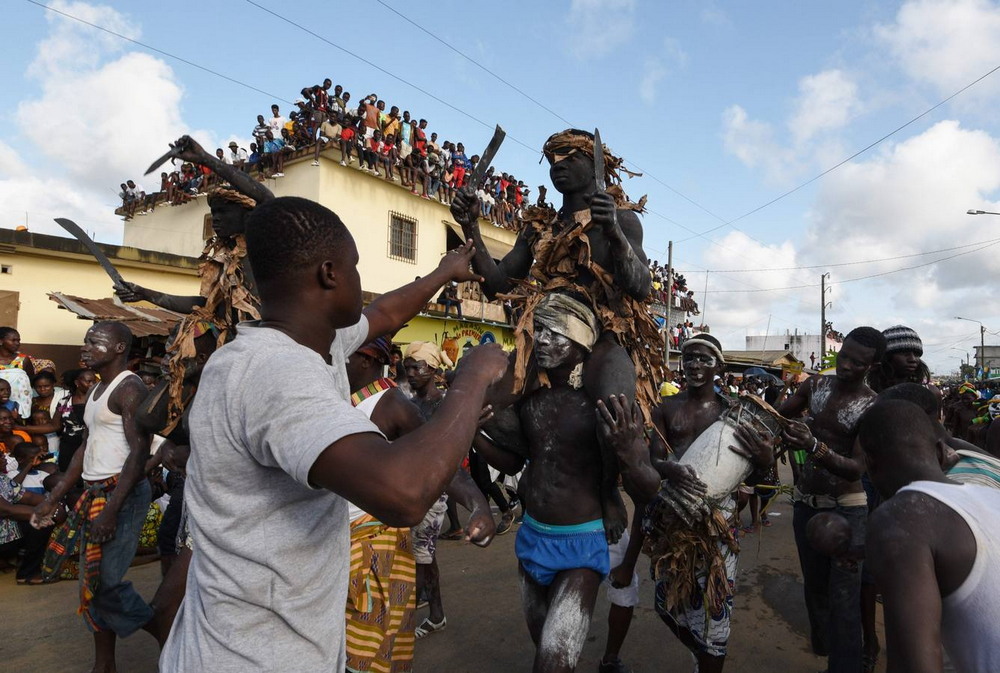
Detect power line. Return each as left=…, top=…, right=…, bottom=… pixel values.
left=694, top=236, right=1000, bottom=273
left=26, top=0, right=293, bottom=104
left=370, top=0, right=752, bottom=244
left=678, top=61, right=1000, bottom=243
left=700, top=239, right=1000, bottom=293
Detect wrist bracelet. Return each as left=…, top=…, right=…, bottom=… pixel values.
left=807, top=436, right=818, bottom=455
left=812, top=442, right=830, bottom=460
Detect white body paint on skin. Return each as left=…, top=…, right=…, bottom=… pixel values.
left=538, top=582, right=591, bottom=671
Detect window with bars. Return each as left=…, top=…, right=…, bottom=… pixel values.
left=387, top=212, right=418, bottom=262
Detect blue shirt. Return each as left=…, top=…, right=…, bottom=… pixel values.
left=264, top=139, right=285, bottom=154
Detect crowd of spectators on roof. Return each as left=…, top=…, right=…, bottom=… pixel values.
left=118, top=78, right=534, bottom=230
left=648, top=260, right=700, bottom=315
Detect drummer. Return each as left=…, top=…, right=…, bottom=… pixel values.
left=605, top=334, right=774, bottom=673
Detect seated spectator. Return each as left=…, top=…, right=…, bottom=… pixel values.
left=380, top=133, right=398, bottom=181
left=119, top=182, right=138, bottom=220
left=215, top=147, right=233, bottom=166
left=177, top=163, right=202, bottom=195
left=0, top=462, right=58, bottom=585
left=9, top=442, right=54, bottom=495
left=247, top=142, right=263, bottom=176
left=437, top=283, right=463, bottom=320
left=338, top=123, right=358, bottom=166
left=0, top=379, right=19, bottom=418
left=362, top=129, right=384, bottom=176
left=0, top=408, right=30, bottom=470
left=262, top=130, right=286, bottom=178
left=226, top=141, right=248, bottom=168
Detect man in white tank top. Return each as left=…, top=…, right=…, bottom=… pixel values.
left=861, top=399, right=1000, bottom=673
left=31, top=321, right=156, bottom=673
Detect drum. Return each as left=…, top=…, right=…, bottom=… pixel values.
left=650, top=394, right=785, bottom=528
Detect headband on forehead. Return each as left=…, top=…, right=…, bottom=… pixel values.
left=534, top=293, right=600, bottom=351
left=681, top=336, right=725, bottom=365
left=540, top=130, right=645, bottom=212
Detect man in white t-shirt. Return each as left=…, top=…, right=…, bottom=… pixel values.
left=267, top=103, right=286, bottom=137
left=862, top=399, right=1000, bottom=673
left=159, top=197, right=506, bottom=672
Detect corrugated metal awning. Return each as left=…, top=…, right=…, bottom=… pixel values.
left=444, top=221, right=515, bottom=260
left=48, top=292, right=184, bottom=338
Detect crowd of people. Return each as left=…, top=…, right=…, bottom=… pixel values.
left=22, top=119, right=999, bottom=673
left=5, top=306, right=999, bottom=672
left=118, top=79, right=540, bottom=230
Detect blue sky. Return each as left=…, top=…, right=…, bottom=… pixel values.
left=6, top=0, right=1000, bottom=373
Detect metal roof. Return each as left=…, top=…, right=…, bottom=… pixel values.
left=48, top=292, right=184, bottom=338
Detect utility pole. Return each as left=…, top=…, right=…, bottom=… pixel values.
left=664, top=240, right=673, bottom=363
left=820, top=273, right=831, bottom=363
left=980, top=324, right=986, bottom=380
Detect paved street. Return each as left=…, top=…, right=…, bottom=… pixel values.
left=2, top=465, right=885, bottom=672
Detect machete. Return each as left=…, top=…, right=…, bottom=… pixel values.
left=54, top=218, right=129, bottom=292
left=144, top=144, right=183, bottom=177
left=594, top=127, right=606, bottom=191
left=469, top=125, right=506, bottom=191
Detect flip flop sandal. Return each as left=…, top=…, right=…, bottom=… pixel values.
left=414, top=617, right=447, bottom=639
left=439, top=529, right=464, bottom=541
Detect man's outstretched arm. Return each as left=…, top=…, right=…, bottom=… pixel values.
left=364, top=241, right=483, bottom=341
left=449, top=185, right=533, bottom=298
left=309, top=345, right=508, bottom=527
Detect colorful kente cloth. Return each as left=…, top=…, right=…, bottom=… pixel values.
left=42, top=475, right=118, bottom=630
left=350, top=377, right=397, bottom=408
left=345, top=513, right=417, bottom=673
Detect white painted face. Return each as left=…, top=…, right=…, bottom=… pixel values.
left=533, top=323, right=578, bottom=370
left=681, top=344, right=718, bottom=388
left=80, top=327, right=117, bottom=368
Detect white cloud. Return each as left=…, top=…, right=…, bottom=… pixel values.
left=638, top=39, right=686, bottom=104
left=875, top=0, right=1000, bottom=99
left=789, top=70, right=862, bottom=145
left=721, top=105, right=799, bottom=183
left=700, top=4, right=731, bottom=27
left=722, top=69, right=862, bottom=183
left=0, top=1, right=198, bottom=242
left=566, top=0, right=635, bottom=60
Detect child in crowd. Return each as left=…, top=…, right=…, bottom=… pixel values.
left=0, top=379, right=18, bottom=417
left=10, top=441, right=55, bottom=495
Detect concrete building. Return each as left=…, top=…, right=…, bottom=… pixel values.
left=122, top=146, right=519, bottom=353
left=745, top=331, right=841, bottom=370
left=973, top=345, right=1000, bottom=378
left=0, top=228, right=200, bottom=370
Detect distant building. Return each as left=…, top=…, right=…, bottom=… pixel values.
left=745, top=330, right=841, bottom=369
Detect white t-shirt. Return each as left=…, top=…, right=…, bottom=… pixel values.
left=160, top=317, right=382, bottom=673
left=268, top=115, right=286, bottom=135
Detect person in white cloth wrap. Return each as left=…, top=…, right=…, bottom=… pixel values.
left=599, top=333, right=776, bottom=673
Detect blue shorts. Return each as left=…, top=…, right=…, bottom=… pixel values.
left=515, top=514, right=610, bottom=586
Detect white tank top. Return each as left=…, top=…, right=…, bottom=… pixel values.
left=900, top=481, right=1000, bottom=673
left=82, top=370, right=140, bottom=481
left=348, top=388, right=392, bottom=523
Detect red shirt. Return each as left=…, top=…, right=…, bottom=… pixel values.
left=341, top=127, right=355, bottom=141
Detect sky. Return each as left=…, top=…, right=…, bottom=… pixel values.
left=5, top=0, right=1000, bottom=374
